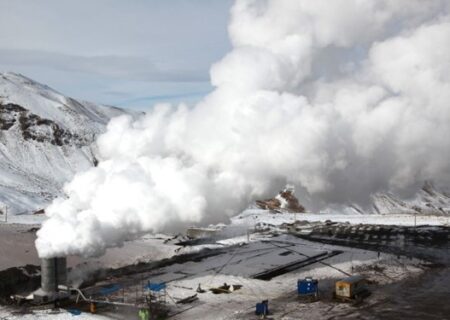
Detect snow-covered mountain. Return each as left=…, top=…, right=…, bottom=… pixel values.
left=321, top=182, right=450, bottom=216
left=371, top=182, right=450, bottom=216
left=0, top=72, right=134, bottom=214
left=253, top=181, right=449, bottom=218
left=0, top=72, right=448, bottom=219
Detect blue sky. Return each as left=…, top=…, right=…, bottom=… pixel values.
left=0, top=0, right=233, bottom=110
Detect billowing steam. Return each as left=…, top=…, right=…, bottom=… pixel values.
left=36, top=0, right=450, bottom=258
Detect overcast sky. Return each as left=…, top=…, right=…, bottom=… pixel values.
left=0, top=0, right=233, bottom=110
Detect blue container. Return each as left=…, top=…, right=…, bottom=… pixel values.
left=67, top=308, right=82, bottom=315
left=297, top=277, right=318, bottom=296
left=145, top=282, right=166, bottom=292
left=99, top=283, right=122, bottom=296
left=255, top=300, right=269, bottom=315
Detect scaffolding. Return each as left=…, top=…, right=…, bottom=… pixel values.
left=143, top=282, right=168, bottom=319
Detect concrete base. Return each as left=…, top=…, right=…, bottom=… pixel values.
left=186, top=227, right=219, bottom=239
left=32, top=288, right=69, bottom=304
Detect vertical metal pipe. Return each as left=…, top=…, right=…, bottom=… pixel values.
left=41, top=258, right=57, bottom=293
left=41, top=257, right=67, bottom=293
left=56, top=257, right=67, bottom=286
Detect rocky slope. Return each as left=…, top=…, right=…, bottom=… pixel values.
left=256, top=186, right=306, bottom=212
left=0, top=72, right=133, bottom=214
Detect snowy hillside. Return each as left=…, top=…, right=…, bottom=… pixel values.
left=251, top=182, right=450, bottom=220
left=0, top=72, right=133, bottom=214
left=318, top=182, right=450, bottom=217
left=371, top=182, right=450, bottom=216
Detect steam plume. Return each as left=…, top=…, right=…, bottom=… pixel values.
left=36, top=0, right=450, bottom=258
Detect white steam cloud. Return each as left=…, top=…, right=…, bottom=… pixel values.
left=36, top=0, right=450, bottom=258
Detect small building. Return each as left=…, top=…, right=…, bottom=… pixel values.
left=334, top=275, right=369, bottom=301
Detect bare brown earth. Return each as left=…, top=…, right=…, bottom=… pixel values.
left=0, top=223, right=177, bottom=272
left=0, top=224, right=40, bottom=270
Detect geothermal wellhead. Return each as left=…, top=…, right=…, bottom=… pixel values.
left=40, top=257, right=67, bottom=293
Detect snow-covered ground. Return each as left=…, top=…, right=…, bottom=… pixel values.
left=4, top=206, right=448, bottom=228
left=0, top=309, right=109, bottom=320
left=1, top=213, right=447, bottom=319
left=232, top=208, right=450, bottom=227
left=1, top=195, right=448, bottom=319
left=64, top=234, right=426, bottom=320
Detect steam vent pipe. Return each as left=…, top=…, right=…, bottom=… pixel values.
left=41, top=257, right=67, bottom=293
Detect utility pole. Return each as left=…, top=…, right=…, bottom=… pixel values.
left=0, top=205, right=6, bottom=223
left=414, top=211, right=416, bottom=230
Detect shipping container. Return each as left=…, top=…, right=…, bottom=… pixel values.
left=334, top=275, right=369, bottom=301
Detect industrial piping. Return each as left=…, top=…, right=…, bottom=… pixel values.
left=33, top=257, right=68, bottom=303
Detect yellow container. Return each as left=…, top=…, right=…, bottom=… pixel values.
left=335, top=275, right=367, bottom=299
left=90, top=302, right=96, bottom=313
